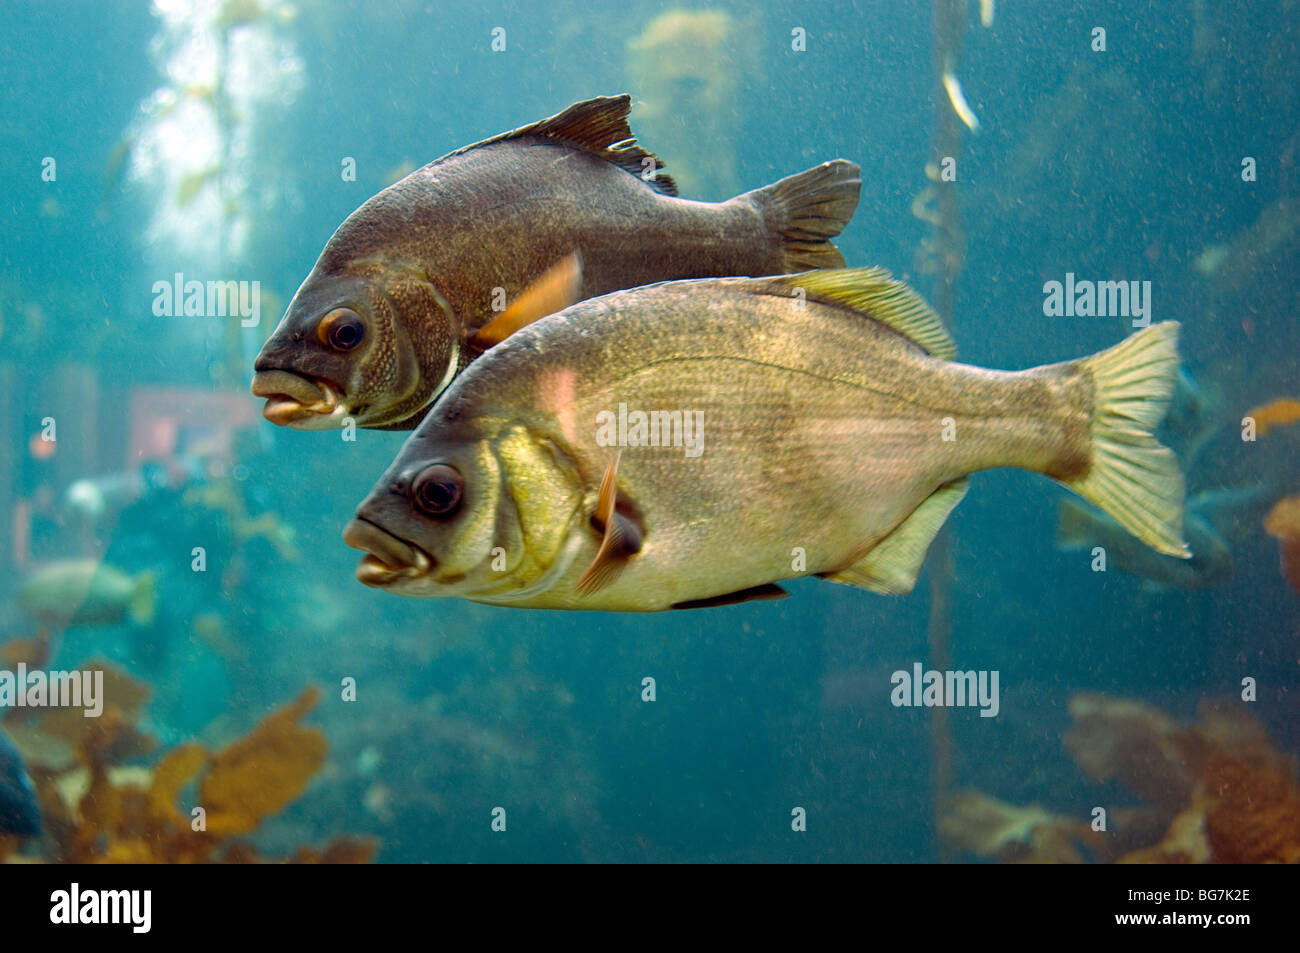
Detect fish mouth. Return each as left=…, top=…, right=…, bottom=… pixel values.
left=342, top=517, right=434, bottom=587
left=251, top=369, right=348, bottom=429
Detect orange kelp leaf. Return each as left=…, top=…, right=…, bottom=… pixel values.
left=73, top=658, right=151, bottom=719
left=76, top=709, right=156, bottom=771
left=5, top=719, right=77, bottom=773
left=938, top=791, right=1093, bottom=863
left=77, top=764, right=125, bottom=833
left=98, top=838, right=160, bottom=864
left=1191, top=699, right=1274, bottom=757
left=112, top=784, right=168, bottom=846
left=198, top=688, right=326, bottom=836
left=1064, top=694, right=1197, bottom=812
left=29, top=767, right=81, bottom=861
left=148, top=743, right=208, bottom=823
left=289, top=837, right=378, bottom=864
left=1203, top=753, right=1300, bottom=863
left=33, top=660, right=152, bottom=754
left=1264, top=496, right=1300, bottom=594
left=1246, top=397, right=1300, bottom=436
left=1117, top=789, right=1212, bottom=864
left=218, top=843, right=264, bottom=864
left=70, top=762, right=140, bottom=862
left=0, top=631, right=52, bottom=670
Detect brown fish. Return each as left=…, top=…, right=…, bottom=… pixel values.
left=251, top=94, right=862, bottom=430
left=343, top=268, right=1188, bottom=612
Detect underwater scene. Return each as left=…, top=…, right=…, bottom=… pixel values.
left=1, top=0, right=1298, bottom=869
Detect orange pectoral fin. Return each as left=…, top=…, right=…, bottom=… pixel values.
left=470, top=250, right=583, bottom=349
left=575, top=452, right=643, bottom=595
left=1247, top=397, right=1300, bottom=436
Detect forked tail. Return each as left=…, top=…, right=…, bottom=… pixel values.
left=749, top=160, right=862, bottom=271
left=1062, top=322, right=1189, bottom=558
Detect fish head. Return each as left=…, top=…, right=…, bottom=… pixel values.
left=251, top=265, right=459, bottom=430
left=344, top=421, right=586, bottom=599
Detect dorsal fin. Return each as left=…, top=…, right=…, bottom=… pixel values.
left=446, top=95, right=677, bottom=196
left=772, top=267, right=957, bottom=360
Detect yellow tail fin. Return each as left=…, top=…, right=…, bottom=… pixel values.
left=1062, top=323, right=1188, bottom=557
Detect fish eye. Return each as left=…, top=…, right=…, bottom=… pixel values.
left=411, top=464, right=463, bottom=518
left=318, top=308, right=365, bottom=352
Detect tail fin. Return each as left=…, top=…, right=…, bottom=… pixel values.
left=130, top=572, right=156, bottom=626
left=1062, top=323, right=1189, bottom=558
left=748, top=160, right=861, bottom=271
left=1055, top=499, right=1097, bottom=550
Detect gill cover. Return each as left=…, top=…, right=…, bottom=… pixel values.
left=261, top=265, right=463, bottom=429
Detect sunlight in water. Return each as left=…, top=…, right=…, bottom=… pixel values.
left=128, top=0, right=303, bottom=269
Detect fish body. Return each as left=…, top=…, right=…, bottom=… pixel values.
left=1058, top=500, right=1231, bottom=589
left=17, top=560, right=155, bottom=628
left=345, top=268, right=1187, bottom=612
left=1160, top=367, right=1221, bottom=465
left=0, top=727, right=40, bottom=838
left=1185, top=483, right=1277, bottom=547
left=1057, top=483, right=1276, bottom=589
left=252, top=95, right=861, bottom=430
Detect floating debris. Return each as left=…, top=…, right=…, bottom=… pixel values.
left=942, top=71, right=981, bottom=133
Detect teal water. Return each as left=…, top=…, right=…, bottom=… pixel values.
left=0, top=0, right=1296, bottom=863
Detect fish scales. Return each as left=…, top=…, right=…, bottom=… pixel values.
left=341, top=142, right=789, bottom=314
left=253, top=95, right=861, bottom=431
left=347, top=270, right=1186, bottom=612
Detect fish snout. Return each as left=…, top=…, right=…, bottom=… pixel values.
left=251, top=369, right=345, bottom=428
left=343, top=517, right=434, bottom=587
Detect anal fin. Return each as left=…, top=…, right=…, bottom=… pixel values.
left=821, top=479, right=968, bottom=595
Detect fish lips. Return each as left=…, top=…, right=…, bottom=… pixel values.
left=251, top=369, right=349, bottom=429
left=343, top=517, right=435, bottom=588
